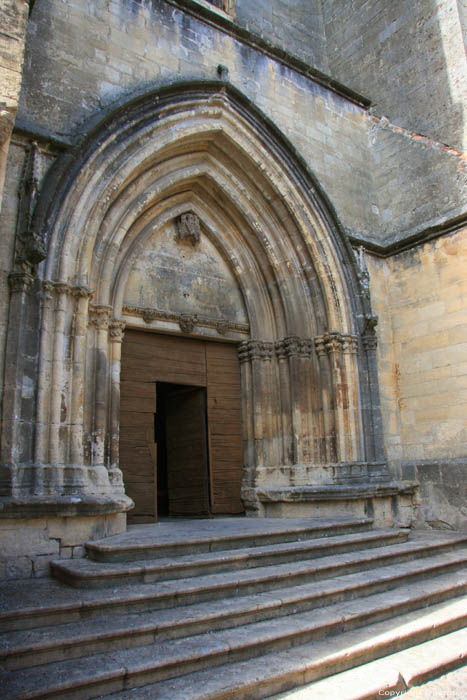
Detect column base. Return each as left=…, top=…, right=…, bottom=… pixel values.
left=0, top=462, right=134, bottom=580
left=254, top=482, right=418, bottom=528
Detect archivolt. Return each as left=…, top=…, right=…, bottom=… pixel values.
left=40, top=84, right=358, bottom=340
left=25, top=82, right=382, bottom=506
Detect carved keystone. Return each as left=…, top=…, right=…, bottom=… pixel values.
left=175, top=212, right=201, bottom=247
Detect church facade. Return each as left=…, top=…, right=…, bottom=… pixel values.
left=0, top=0, right=466, bottom=578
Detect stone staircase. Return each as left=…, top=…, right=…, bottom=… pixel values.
left=0, top=516, right=466, bottom=699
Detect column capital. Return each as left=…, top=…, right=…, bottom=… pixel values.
left=109, top=319, right=126, bottom=342
left=239, top=340, right=274, bottom=363
left=89, top=304, right=113, bottom=330
left=8, top=272, right=34, bottom=293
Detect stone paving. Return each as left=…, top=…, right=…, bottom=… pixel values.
left=399, top=665, right=467, bottom=699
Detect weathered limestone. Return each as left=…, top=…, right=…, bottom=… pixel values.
left=0, top=519, right=466, bottom=697
left=0, top=0, right=30, bottom=209
left=0, top=82, right=408, bottom=569
left=0, top=512, right=126, bottom=579
left=0, top=0, right=466, bottom=577
left=366, top=228, right=467, bottom=530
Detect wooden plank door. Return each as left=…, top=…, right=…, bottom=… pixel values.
left=206, top=342, right=243, bottom=514
left=165, top=387, right=210, bottom=516
left=119, top=380, right=157, bottom=523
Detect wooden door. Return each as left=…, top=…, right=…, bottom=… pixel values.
left=206, top=342, right=243, bottom=514
left=165, top=387, right=210, bottom=516
left=119, top=380, right=157, bottom=524
left=120, top=330, right=244, bottom=519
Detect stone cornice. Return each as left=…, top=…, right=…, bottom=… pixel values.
left=123, top=304, right=249, bottom=336
left=349, top=210, right=467, bottom=258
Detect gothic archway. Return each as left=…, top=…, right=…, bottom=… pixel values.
left=1, top=82, right=385, bottom=518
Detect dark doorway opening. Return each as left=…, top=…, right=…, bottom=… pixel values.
left=156, top=382, right=211, bottom=518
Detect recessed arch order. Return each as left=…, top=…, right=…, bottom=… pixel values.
left=21, top=81, right=385, bottom=515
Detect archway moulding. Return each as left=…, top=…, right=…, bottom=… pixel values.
left=1, top=81, right=391, bottom=521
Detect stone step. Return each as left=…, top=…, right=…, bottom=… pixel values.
left=269, top=627, right=467, bottom=700
left=104, top=602, right=467, bottom=700
left=84, top=517, right=374, bottom=563
left=51, top=527, right=409, bottom=588
left=1, top=582, right=465, bottom=700
left=3, top=552, right=467, bottom=671
left=2, top=534, right=466, bottom=633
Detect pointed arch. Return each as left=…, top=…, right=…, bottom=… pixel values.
left=2, top=81, right=384, bottom=513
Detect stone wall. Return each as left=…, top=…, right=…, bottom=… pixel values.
left=0, top=0, right=466, bottom=573
left=322, top=0, right=466, bottom=151
left=0, top=0, right=377, bottom=402
left=367, top=227, right=467, bottom=529
left=0, top=0, right=30, bottom=208
left=0, top=512, right=125, bottom=579
left=322, top=0, right=467, bottom=244
left=234, top=0, right=328, bottom=72
left=13, top=0, right=467, bottom=247
left=365, top=115, right=467, bottom=245
left=18, top=0, right=373, bottom=235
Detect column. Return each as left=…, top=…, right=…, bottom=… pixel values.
left=88, top=305, right=112, bottom=466
left=69, top=286, right=92, bottom=464
left=108, top=319, right=126, bottom=470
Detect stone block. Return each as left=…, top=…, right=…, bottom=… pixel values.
left=47, top=515, right=108, bottom=547
left=450, top=325, right=467, bottom=345
left=0, top=522, right=59, bottom=557
left=105, top=512, right=127, bottom=536
left=416, top=406, right=448, bottom=423
left=32, top=554, right=54, bottom=578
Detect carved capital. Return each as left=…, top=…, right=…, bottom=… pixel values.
left=362, top=334, right=378, bottom=351
left=109, top=319, right=126, bottom=342
left=8, top=272, right=34, bottom=293
left=54, top=282, right=72, bottom=296
left=89, top=304, right=112, bottom=330
left=314, top=335, right=327, bottom=357
left=324, top=331, right=344, bottom=355
left=238, top=340, right=274, bottom=363
left=342, top=334, right=359, bottom=354
left=42, top=280, right=55, bottom=294
left=275, top=339, right=287, bottom=361
left=40, top=280, right=55, bottom=307
left=238, top=341, right=250, bottom=364
left=297, top=338, right=314, bottom=357
left=315, top=331, right=358, bottom=356
left=277, top=336, right=314, bottom=358
left=179, top=314, right=198, bottom=334
left=283, top=336, right=301, bottom=357
left=175, top=212, right=201, bottom=247
left=71, top=285, right=92, bottom=299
